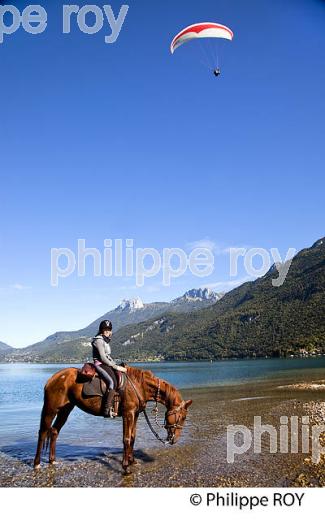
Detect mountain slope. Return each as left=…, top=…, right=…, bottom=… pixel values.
left=110, top=237, right=325, bottom=360
left=0, top=341, right=14, bottom=352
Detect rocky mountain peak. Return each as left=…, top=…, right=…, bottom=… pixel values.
left=175, top=288, right=220, bottom=303
left=117, top=297, right=145, bottom=312
left=311, top=238, right=325, bottom=249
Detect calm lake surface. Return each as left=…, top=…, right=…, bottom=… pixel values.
left=1, top=358, right=325, bottom=462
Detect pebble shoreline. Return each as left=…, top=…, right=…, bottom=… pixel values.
left=1, top=379, right=325, bottom=487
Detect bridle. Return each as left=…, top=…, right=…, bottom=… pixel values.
left=152, top=378, right=185, bottom=436
left=126, top=374, right=185, bottom=445
left=164, top=401, right=186, bottom=443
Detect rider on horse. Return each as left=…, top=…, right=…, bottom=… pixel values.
left=92, top=320, right=126, bottom=418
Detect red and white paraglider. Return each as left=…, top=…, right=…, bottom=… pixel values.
left=170, top=22, right=234, bottom=76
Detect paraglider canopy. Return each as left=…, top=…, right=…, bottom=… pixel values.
left=170, top=22, right=234, bottom=54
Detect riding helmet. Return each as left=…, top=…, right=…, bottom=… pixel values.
left=98, top=320, right=113, bottom=334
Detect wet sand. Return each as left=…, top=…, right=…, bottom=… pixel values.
left=1, top=372, right=325, bottom=487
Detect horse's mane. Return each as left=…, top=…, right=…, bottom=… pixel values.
left=126, top=365, right=154, bottom=384
left=127, top=365, right=180, bottom=404
left=161, top=380, right=180, bottom=405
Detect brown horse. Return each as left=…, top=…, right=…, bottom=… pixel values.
left=34, top=365, right=192, bottom=474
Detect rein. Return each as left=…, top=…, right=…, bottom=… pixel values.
left=142, top=408, right=169, bottom=445
left=125, top=373, right=182, bottom=446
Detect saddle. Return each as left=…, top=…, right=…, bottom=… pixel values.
left=80, top=363, right=127, bottom=416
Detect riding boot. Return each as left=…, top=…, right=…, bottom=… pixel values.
left=102, top=389, right=116, bottom=418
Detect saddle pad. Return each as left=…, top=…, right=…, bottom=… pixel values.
left=82, top=376, right=107, bottom=398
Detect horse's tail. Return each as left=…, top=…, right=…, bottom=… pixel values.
left=39, top=396, right=54, bottom=454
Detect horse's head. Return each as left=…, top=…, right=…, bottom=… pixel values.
left=164, top=399, right=192, bottom=444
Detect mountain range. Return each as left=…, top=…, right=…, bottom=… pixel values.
left=1, top=237, right=324, bottom=363
left=111, top=237, right=325, bottom=361
left=0, top=288, right=223, bottom=362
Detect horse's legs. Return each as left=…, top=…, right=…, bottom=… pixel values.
left=122, top=411, right=135, bottom=474
left=34, top=406, right=57, bottom=469
left=128, top=411, right=139, bottom=465
left=49, top=403, right=74, bottom=465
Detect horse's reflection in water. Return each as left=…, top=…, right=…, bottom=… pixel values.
left=34, top=366, right=192, bottom=474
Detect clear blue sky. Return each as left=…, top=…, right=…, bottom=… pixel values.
left=1, top=0, right=324, bottom=347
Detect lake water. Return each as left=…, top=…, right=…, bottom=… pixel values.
left=1, top=358, right=325, bottom=463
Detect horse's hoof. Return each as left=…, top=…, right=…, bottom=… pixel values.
left=123, top=467, right=131, bottom=475
left=34, top=464, right=41, bottom=470
left=49, top=460, right=58, bottom=466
